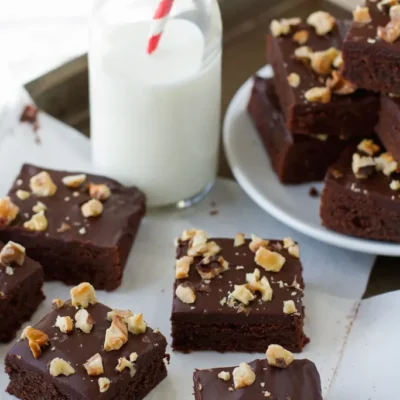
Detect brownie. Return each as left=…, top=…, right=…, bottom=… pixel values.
left=376, top=94, right=400, bottom=162
left=343, top=1, right=400, bottom=94
left=0, top=164, right=146, bottom=291
left=248, top=76, right=351, bottom=184
left=171, top=231, right=309, bottom=353
left=0, top=241, right=44, bottom=342
left=320, top=139, right=400, bottom=242
left=5, top=283, right=168, bottom=400
left=267, top=15, right=379, bottom=135
left=193, top=347, right=322, bottom=399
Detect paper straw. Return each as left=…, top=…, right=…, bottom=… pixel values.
left=147, top=0, right=175, bottom=55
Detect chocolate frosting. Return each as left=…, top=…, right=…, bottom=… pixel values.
left=7, top=301, right=166, bottom=399
left=172, top=238, right=304, bottom=324
left=5, top=164, right=145, bottom=248
left=194, top=358, right=323, bottom=399
left=0, top=241, right=43, bottom=295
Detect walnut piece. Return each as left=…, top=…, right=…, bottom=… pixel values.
left=288, top=245, right=300, bottom=259
left=83, top=353, right=104, bottom=376
left=304, top=87, right=331, bottom=104
left=16, top=190, right=31, bottom=200
left=326, top=71, right=357, bottom=95
left=307, top=11, right=336, bottom=35
left=55, top=316, right=74, bottom=333
left=52, top=298, right=64, bottom=309
left=255, top=247, right=286, bottom=272
left=0, top=197, right=19, bottom=227
left=179, top=229, right=207, bottom=242
left=283, top=300, right=298, bottom=314
left=20, top=327, right=49, bottom=359
left=32, top=201, right=47, bottom=213
left=390, top=180, right=400, bottom=190
left=127, top=313, right=147, bottom=335
left=377, top=5, right=400, bottom=43
left=357, top=139, right=380, bottom=156
left=104, top=315, right=128, bottom=351
left=196, top=256, right=229, bottom=279
left=266, top=345, right=294, bottom=368
left=283, top=237, right=295, bottom=249
left=249, top=234, right=269, bottom=253
left=175, top=256, right=193, bottom=279
left=98, top=377, right=111, bottom=393
left=62, top=174, right=86, bottom=188
left=352, top=153, right=376, bottom=179
left=270, top=18, right=301, bottom=37
left=107, top=309, right=133, bottom=323
left=311, top=47, right=340, bottom=75
left=175, top=284, right=196, bottom=304
left=287, top=73, right=301, bottom=88
left=218, top=371, right=231, bottom=381
left=75, top=309, right=95, bottom=333
left=130, top=352, right=139, bottom=362
left=81, top=199, right=103, bottom=218
left=246, top=269, right=273, bottom=302
left=353, top=6, right=372, bottom=23
left=230, top=284, right=255, bottom=305
left=0, top=241, right=25, bottom=266
left=49, top=358, right=76, bottom=376
left=89, top=183, right=111, bottom=200
left=292, top=29, right=309, bottom=44
left=30, top=171, right=57, bottom=197
left=232, top=363, right=256, bottom=389
left=234, top=233, right=246, bottom=247
left=375, top=152, right=398, bottom=176
left=23, top=211, right=48, bottom=231
left=294, top=45, right=313, bottom=62
left=116, top=357, right=136, bottom=377
left=70, top=282, right=97, bottom=308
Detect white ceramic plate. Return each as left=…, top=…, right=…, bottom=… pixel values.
left=223, top=65, right=400, bottom=256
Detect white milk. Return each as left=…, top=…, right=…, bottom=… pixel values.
left=90, top=18, right=221, bottom=207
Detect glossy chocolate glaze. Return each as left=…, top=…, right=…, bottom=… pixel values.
left=172, top=238, right=304, bottom=323
left=193, top=358, right=322, bottom=400
left=0, top=241, right=43, bottom=295
left=7, top=301, right=167, bottom=399
left=5, top=164, right=145, bottom=248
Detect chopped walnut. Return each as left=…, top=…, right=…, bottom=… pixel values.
left=49, top=358, right=76, bottom=376
left=21, top=327, right=49, bottom=359
left=30, top=171, right=57, bottom=197
left=246, top=269, right=273, bottom=302
left=283, top=237, right=295, bottom=249
left=249, top=234, right=269, bottom=253
left=196, top=256, right=229, bottom=279
left=0, top=241, right=25, bottom=266
left=375, top=152, right=398, bottom=176
left=294, top=45, right=313, bottom=62
left=288, top=245, right=300, bottom=258
left=89, top=183, right=112, bottom=201
left=179, top=229, right=205, bottom=242
left=326, top=71, right=357, bottom=95
left=62, top=174, right=86, bottom=188
left=75, top=309, right=95, bottom=333
left=218, top=371, right=231, bottom=381
left=175, top=284, right=196, bottom=304
left=266, top=345, right=294, bottom=368
left=83, top=353, right=104, bottom=376
left=32, top=201, right=47, bottom=213
left=23, top=211, right=48, bottom=231
left=232, top=363, right=256, bottom=389
left=307, top=11, right=336, bottom=35
left=16, top=190, right=31, bottom=200
left=270, top=17, right=301, bottom=37
left=175, top=256, right=193, bottom=279
left=107, top=309, right=133, bottom=323
left=0, top=197, right=19, bottom=227
left=292, top=29, right=309, bottom=44
left=304, top=87, right=331, bottom=103
left=130, top=352, right=138, bottom=362
left=70, top=282, right=97, bottom=308
left=127, top=313, right=147, bottom=335
left=230, top=284, right=255, bottom=305
left=353, top=6, right=372, bottom=23
left=104, top=315, right=128, bottom=351
left=333, top=52, right=343, bottom=69
left=283, top=300, right=298, bottom=314
left=99, top=377, right=111, bottom=393
left=390, top=180, right=400, bottom=190
left=352, top=153, right=376, bottom=179
left=55, top=316, right=74, bottom=334
left=377, top=0, right=398, bottom=13
left=81, top=199, right=103, bottom=218
left=377, top=5, right=400, bottom=43
left=234, top=233, right=246, bottom=247
left=311, top=47, right=340, bottom=75
left=358, top=139, right=380, bottom=156
left=255, top=247, right=286, bottom=272
left=287, top=73, right=301, bottom=88
left=116, top=357, right=136, bottom=377
left=52, top=298, right=64, bottom=309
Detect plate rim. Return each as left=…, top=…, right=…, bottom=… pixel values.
left=223, top=65, right=400, bottom=256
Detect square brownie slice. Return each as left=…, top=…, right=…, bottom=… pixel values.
left=267, top=14, right=379, bottom=135
left=320, top=139, right=400, bottom=242
left=5, top=283, right=168, bottom=400
left=343, top=2, right=400, bottom=94
left=248, top=75, right=351, bottom=184
left=171, top=230, right=309, bottom=353
left=0, top=164, right=145, bottom=291
left=0, top=240, right=44, bottom=342
left=193, top=345, right=322, bottom=399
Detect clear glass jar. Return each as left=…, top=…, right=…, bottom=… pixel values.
left=89, top=0, right=223, bottom=208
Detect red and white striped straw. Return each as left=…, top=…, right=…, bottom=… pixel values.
left=147, top=0, right=175, bottom=55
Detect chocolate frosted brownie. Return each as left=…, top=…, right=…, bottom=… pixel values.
left=268, top=14, right=379, bottom=135
left=171, top=230, right=309, bottom=353
left=376, top=94, right=400, bottom=162
left=0, top=164, right=145, bottom=291
left=0, top=241, right=44, bottom=342
left=5, top=283, right=168, bottom=400
left=321, top=139, right=400, bottom=242
left=343, top=2, right=400, bottom=94
left=248, top=76, right=351, bottom=184
left=193, top=345, right=322, bottom=399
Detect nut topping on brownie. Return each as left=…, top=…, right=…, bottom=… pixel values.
left=353, top=6, right=372, bottom=23
left=23, top=211, right=48, bottom=231
left=62, top=174, right=87, bottom=188
left=0, top=241, right=26, bottom=266
left=52, top=298, right=64, bottom=309
left=30, top=171, right=57, bottom=197
left=377, top=4, right=400, bottom=43
left=127, top=313, right=147, bottom=335
left=81, top=198, right=104, bottom=218
left=70, top=282, right=97, bottom=308
left=116, top=357, right=136, bottom=377
left=98, top=377, right=111, bottom=393
left=176, top=283, right=196, bottom=304
left=255, top=247, right=286, bottom=272
left=232, top=363, right=256, bottom=389
left=55, top=316, right=74, bottom=334
left=20, top=326, right=49, bottom=359
left=83, top=353, right=104, bottom=376
left=104, top=315, right=128, bottom=351
left=0, top=197, right=19, bottom=227
left=233, top=233, right=246, bottom=247
left=75, top=309, right=95, bottom=333
left=49, top=358, right=76, bottom=376
left=16, top=190, right=31, bottom=200
left=32, top=201, right=47, bottom=213
left=89, top=183, right=112, bottom=200
left=175, top=256, right=193, bottom=279
left=266, top=344, right=294, bottom=368
left=307, top=11, right=336, bottom=35
left=270, top=18, right=302, bottom=37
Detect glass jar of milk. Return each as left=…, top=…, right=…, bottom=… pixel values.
left=89, top=0, right=222, bottom=208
